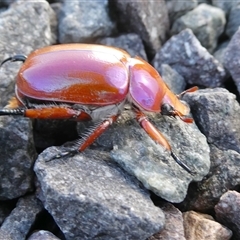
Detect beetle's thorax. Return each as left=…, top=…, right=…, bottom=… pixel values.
left=127, top=57, right=167, bottom=113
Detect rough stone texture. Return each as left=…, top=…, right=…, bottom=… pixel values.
left=28, top=230, right=60, bottom=240
left=180, top=89, right=240, bottom=211
left=111, top=0, right=169, bottom=57
left=212, top=0, right=240, bottom=14
left=213, top=41, right=229, bottom=67
left=0, top=229, right=12, bottom=240
left=34, top=147, right=165, bottom=240
left=0, top=0, right=57, bottom=107
left=0, top=195, right=43, bottom=240
left=224, top=27, right=240, bottom=94
left=166, top=0, right=197, bottom=24
left=58, top=0, right=115, bottom=43
left=0, top=116, right=36, bottom=200
left=0, top=201, right=14, bottom=226
left=93, top=105, right=210, bottom=203
left=225, top=3, right=240, bottom=38
left=153, top=29, right=226, bottom=88
left=148, top=203, right=186, bottom=240
left=183, top=211, right=232, bottom=240
left=97, top=33, right=147, bottom=60
left=158, top=64, right=186, bottom=94
left=184, top=88, right=240, bottom=152
left=184, top=145, right=240, bottom=211
left=215, top=191, right=240, bottom=240
left=171, top=4, right=226, bottom=53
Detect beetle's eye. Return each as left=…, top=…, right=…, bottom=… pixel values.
left=161, top=103, right=175, bottom=116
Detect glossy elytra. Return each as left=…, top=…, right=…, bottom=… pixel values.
left=0, top=44, right=198, bottom=174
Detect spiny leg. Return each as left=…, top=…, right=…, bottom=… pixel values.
left=134, top=109, right=194, bottom=175
left=77, top=115, right=118, bottom=152
left=0, top=106, right=91, bottom=121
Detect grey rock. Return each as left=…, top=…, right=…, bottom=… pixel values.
left=28, top=230, right=60, bottom=240
left=226, top=3, right=240, bottom=38
left=213, top=41, right=229, bottom=67
left=183, top=211, right=232, bottom=240
left=95, top=106, right=210, bottom=203
left=34, top=148, right=165, bottom=240
left=148, top=203, right=186, bottom=240
left=0, top=0, right=57, bottom=106
left=158, top=64, right=186, bottom=94
left=215, top=190, right=240, bottom=239
left=58, top=0, right=115, bottom=43
left=111, top=0, right=169, bottom=57
left=185, top=145, right=240, bottom=211
left=166, top=0, right=197, bottom=24
left=0, top=195, right=43, bottom=240
left=184, top=88, right=240, bottom=152
left=0, top=202, right=14, bottom=225
left=153, top=29, right=226, bottom=88
left=171, top=4, right=226, bottom=53
left=0, top=229, right=12, bottom=240
left=212, top=0, right=240, bottom=14
left=0, top=0, right=15, bottom=8
left=97, top=33, right=147, bottom=60
left=180, top=89, right=240, bottom=211
left=224, top=28, right=240, bottom=94
left=0, top=116, right=36, bottom=200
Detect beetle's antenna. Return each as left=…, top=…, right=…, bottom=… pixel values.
left=1, top=54, right=27, bottom=67
left=171, top=151, right=195, bottom=175
left=0, top=108, right=25, bottom=116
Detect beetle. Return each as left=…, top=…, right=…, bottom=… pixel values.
left=0, top=44, right=197, bottom=174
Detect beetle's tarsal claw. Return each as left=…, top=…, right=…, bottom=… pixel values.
left=1, top=54, right=27, bottom=67
left=177, top=86, right=199, bottom=98
left=170, top=151, right=195, bottom=175
left=46, top=149, right=77, bottom=162
left=0, top=108, right=25, bottom=116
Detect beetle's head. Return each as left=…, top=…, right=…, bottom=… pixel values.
left=161, top=102, right=193, bottom=123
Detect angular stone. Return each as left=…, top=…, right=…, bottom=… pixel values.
left=224, top=28, right=240, bottom=94
left=183, top=211, right=232, bottom=240
left=0, top=116, right=36, bottom=200
left=148, top=203, right=185, bottom=240
left=0, top=195, right=43, bottom=240
left=215, top=191, right=240, bottom=239
left=226, top=3, right=240, bottom=37
left=58, top=0, right=115, bottom=43
left=153, top=29, right=226, bottom=88
left=111, top=0, right=169, bottom=57
left=157, top=64, right=186, bottom=94
left=212, top=0, right=240, bottom=14
left=171, top=4, right=226, bottom=53
left=97, top=33, right=147, bottom=60
left=28, top=230, right=60, bottom=240
left=184, top=88, right=240, bottom=152
left=34, top=148, right=165, bottom=240
left=0, top=0, right=56, bottom=106
left=95, top=106, right=210, bottom=203
left=166, top=0, right=197, bottom=24
left=179, top=89, right=240, bottom=211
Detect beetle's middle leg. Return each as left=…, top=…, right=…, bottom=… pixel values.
left=134, top=109, right=194, bottom=174
left=76, top=115, right=118, bottom=152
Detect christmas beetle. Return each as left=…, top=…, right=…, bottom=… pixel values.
left=0, top=44, right=197, bottom=174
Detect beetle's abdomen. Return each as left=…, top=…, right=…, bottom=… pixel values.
left=16, top=46, right=129, bottom=105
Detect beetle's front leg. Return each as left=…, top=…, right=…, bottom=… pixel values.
left=134, top=109, right=194, bottom=174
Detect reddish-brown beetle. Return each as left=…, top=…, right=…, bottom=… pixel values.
left=0, top=44, right=197, bottom=173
